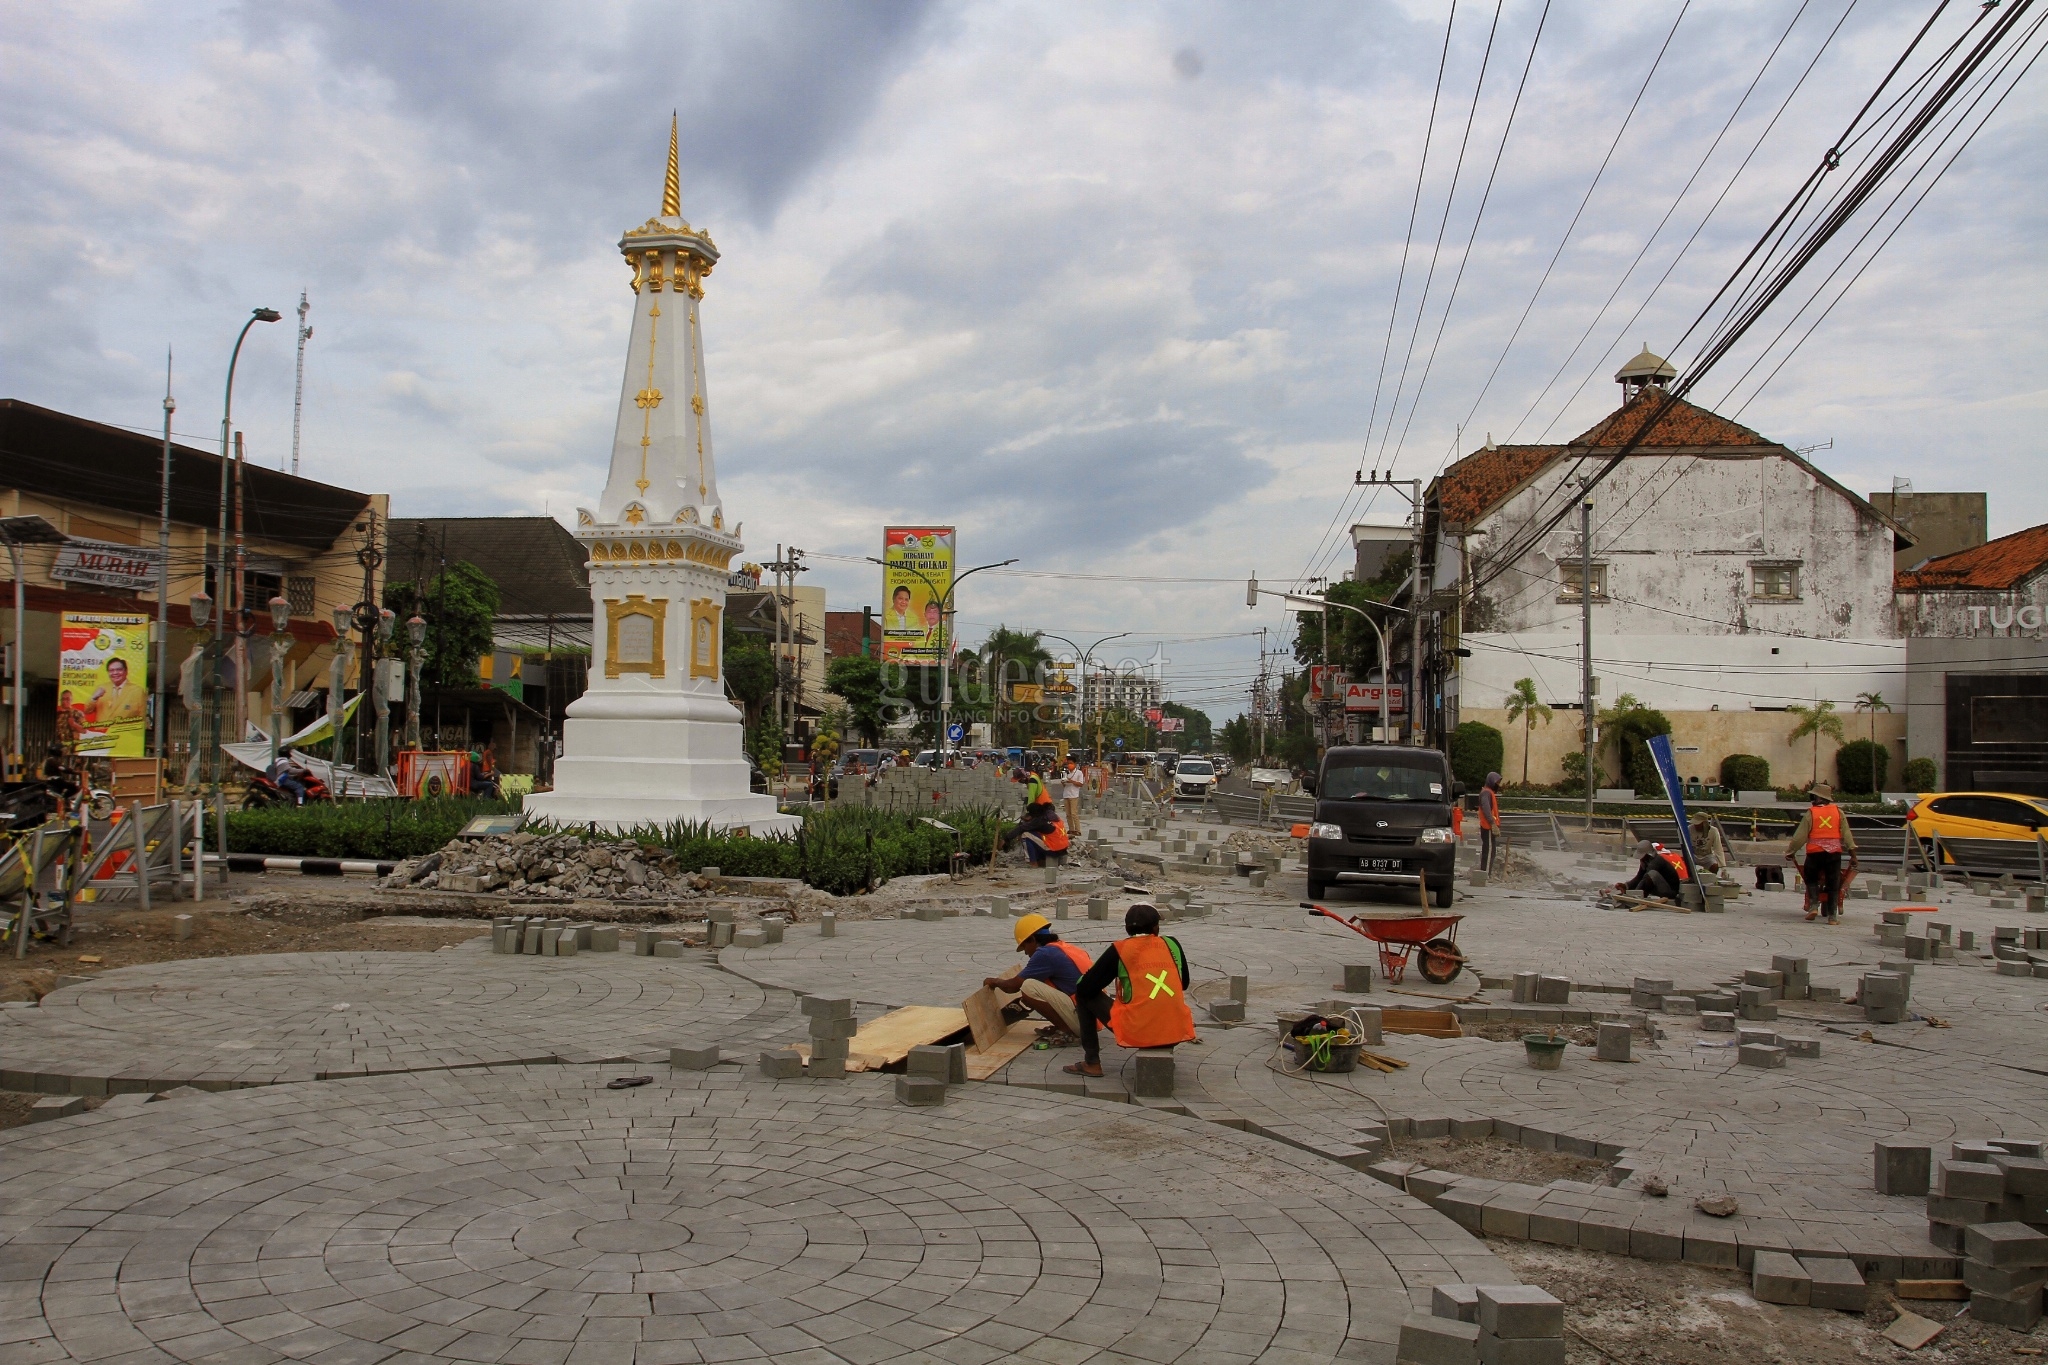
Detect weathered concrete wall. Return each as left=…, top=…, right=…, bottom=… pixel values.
left=1465, top=706, right=1907, bottom=792
left=1459, top=631, right=1906, bottom=714
left=1467, top=452, right=1897, bottom=639
left=1895, top=578, right=2048, bottom=640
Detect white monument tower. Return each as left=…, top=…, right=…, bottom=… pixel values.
left=526, top=120, right=797, bottom=834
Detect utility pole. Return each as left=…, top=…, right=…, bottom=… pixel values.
left=291, top=291, right=311, bottom=476
left=763, top=546, right=807, bottom=739
left=1580, top=491, right=1596, bottom=830
left=355, top=511, right=382, bottom=772
left=1354, top=471, right=1423, bottom=742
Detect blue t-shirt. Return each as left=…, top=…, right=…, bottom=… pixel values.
left=1019, top=941, right=1082, bottom=994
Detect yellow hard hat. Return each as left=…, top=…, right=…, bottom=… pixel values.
left=1013, top=913, right=1052, bottom=948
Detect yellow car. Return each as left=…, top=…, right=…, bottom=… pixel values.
left=1905, top=791, right=2048, bottom=842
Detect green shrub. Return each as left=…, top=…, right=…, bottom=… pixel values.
left=1902, top=756, right=1938, bottom=791
left=1604, top=701, right=1672, bottom=794
left=1556, top=749, right=1597, bottom=798
left=1834, top=739, right=1889, bottom=794
left=1720, top=753, right=1770, bottom=792
left=225, top=796, right=520, bottom=859
left=1448, top=722, right=1504, bottom=791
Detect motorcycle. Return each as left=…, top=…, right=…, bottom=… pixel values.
left=242, top=770, right=333, bottom=808
left=0, top=773, right=113, bottom=834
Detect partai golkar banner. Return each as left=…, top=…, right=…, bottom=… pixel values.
left=60, top=612, right=151, bottom=757
left=880, top=527, right=955, bottom=663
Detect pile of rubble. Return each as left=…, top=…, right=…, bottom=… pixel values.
left=403, top=832, right=717, bottom=902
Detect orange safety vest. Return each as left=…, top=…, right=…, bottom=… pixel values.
left=1478, top=787, right=1499, bottom=830
left=1042, top=818, right=1069, bottom=853
left=1806, top=803, right=1844, bottom=854
left=1052, top=941, right=1093, bottom=976
left=1110, top=935, right=1196, bottom=1048
left=1656, top=846, right=1690, bottom=882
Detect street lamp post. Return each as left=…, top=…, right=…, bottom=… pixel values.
left=1041, top=631, right=1130, bottom=762
left=371, top=608, right=395, bottom=776
left=864, top=556, right=1019, bottom=755
left=1246, top=578, right=1408, bottom=745
left=205, top=307, right=281, bottom=804
left=328, top=605, right=352, bottom=775
left=266, top=595, right=292, bottom=779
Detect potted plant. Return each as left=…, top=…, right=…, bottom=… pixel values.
left=1523, top=1029, right=1568, bottom=1071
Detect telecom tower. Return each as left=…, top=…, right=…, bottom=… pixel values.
left=290, top=291, right=312, bottom=475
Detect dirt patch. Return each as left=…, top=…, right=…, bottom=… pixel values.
left=1391, top=1134, right=1611, bottom=1186
left=0, top=890, right=486, bottom=1002
left=0, top=1092, right=109, bottom=1132
left=1494, top=1240, right=2042, bottom=1363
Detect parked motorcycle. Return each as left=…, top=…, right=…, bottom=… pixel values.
left=242, top=770, right=333, bottom=808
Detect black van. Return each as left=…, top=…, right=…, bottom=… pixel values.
left=1302, top=745, right=1464, bottom=906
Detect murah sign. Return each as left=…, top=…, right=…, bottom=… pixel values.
left=50, top=539, right=163, bottom=592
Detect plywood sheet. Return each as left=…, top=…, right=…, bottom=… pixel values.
left=961, top=986, right=1013, bottom=1052
left=963, top=1018, right=1041, bottom=1081
left=1380, top=1008, right=1462, bottom=1038
left=834, top=1005, right=968, bottom=1071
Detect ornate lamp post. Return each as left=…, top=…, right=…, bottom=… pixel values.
left=266, top=595, right=292, bottom=778
left=187, top=589, right=214, bottom=789
left=327, top=604, right=352, bottom=774
left=372, top=608, right=395, bottom=776
left=404, top=614, right=427, bottom=752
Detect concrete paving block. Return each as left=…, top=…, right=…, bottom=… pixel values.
left=651, top=940, right=685, bottom=958
left=1939, top=1160, right=2006, bottom=1202
left=1511, top=972, right=1538, bottom=1004
left=1662, top=994, right=1698, bottom=1016
left=906, top=1045, right=952, bottom=1081
left=589, top=925, right=619, bottom=952
left=1751, top=1250, right=1812, bottom=1305
left=1781, top=1035, right=1820, bottom=1059
left=1476, top=1285, right=1564, bottom=1340
left=1967, top=1286, right=2044, bottom=1331
left=895, top=1074, right=946, bottom=1106
left=1433, top=1185, right=1492, bottom=1232
left=1736, top=1027, right=1779, bottom=1048
left=540, top=927, right=561, bottom=956
left=1682, top=1222, right=1740, bottom=1268
left=28, top=1096, right=87, bottom=1122
left=1964, top=1261, right=2048, bottom=1297
left=760, top=917, right=786, bottom=945
left=756, top=1049, right=803, bottom=1079
left=1700, top=1011, right=1736, bottom=1032
left=1526, top=1207, right=1580, bottom=1247
left=819, top=912, right=836, bottom=938
left=733, top=928, right=768, bottom=948
left=1965, top=1222, right=2048, bottom=1267
left=1432, top=1284, right=1481, bottom=1323
left=1407, top=1169, right=1460, bottom=1202
left=1205, top=999, right=1246, bottom=1023
left=1800, top=1257, right=1867, bottom=1311
left=670, top=1045, right=720, bottom=1070
left=1480, top=1191, right=1543, bottom=1240
left=1397, top=1312, right=1479, bottom=1365
left=1476, top=1334, right=1564, bottom=1365
left=1088, top=896, right=1109, bottom=919
left=1595, top=1023, right=1631, bottom=1062
left=555, top=931, right=578, bottom=956
left=1131, top=1050, right=1177, bottom=1098
left=808, top=1056, right=847, bottom=1079
left=1993, top=1155, right=2048, bottom=1196
left=1575, top=1208, right=1636, bottom=1256
left=1738, top=1043, right=1787, bottom=1069
left=1449, top=1117, right=1494, bottom=1140
left=632, top=928, right=658, bottom=955
left=802, top=995, right=856, bottom=1019
left=707, top=921, right=734, bottom=948
left=522, top=924, right=543, bottom=953
left=1342, top=963, right=1373, bottom=992
left=1533, top=975, right=1571, bottom=1005
left=1876, top=1138, right=1933, bottom=1196
left=809, top=1036, right=851, bottom=1061
left=1227, top=973, right=1249, bottom=1003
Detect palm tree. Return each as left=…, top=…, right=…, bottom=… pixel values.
left=1503, top=677, right=1552, bottom=787
left=1854, top=690, right=1891, bottom=746
left=1786, top=699, right=1845, bottom=785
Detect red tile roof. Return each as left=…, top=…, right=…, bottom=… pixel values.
left=1570, top=388, right=1773, bottom=448
left=1432, top=445, right=1562, bottom=526
left=1895, top=522, right=2048, bottom=592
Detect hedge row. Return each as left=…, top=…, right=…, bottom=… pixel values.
left=226, top=797, right=521, bottom=859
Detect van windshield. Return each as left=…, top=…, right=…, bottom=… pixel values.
left=1321, top=758, right=1445, bottom=802
left=1178, top=761, right=1212, bottom=776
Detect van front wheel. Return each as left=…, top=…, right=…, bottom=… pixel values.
left=1433, top=883, right=1454, bottom=909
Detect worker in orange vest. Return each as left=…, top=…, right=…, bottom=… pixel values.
left=1477, top=771, right=1502, bottom=872
left=984, top=914, right=1094, bottom=1043
left=1061, top=903, right=1195, bottom=1078
left=1786, top=782, right=1858, bottom=923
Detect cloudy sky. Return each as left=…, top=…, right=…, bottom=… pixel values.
left=5, top=0, right=2042, bottom=719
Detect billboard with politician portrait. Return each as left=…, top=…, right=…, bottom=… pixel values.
left=880, top=527, right=955, bottom=663
left=59, top=612, right=151, bottom=757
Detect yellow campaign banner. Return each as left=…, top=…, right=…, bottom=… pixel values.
left=880, top=526, right=955, bottom=663
left=60, top=612, right=151, bottom=757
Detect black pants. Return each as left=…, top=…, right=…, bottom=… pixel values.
left=1803, top=851, right=1842, bottom=917
left=1479, top=827, right=1497, bottom=872
left=1073, top=991, right=1115, bottom=1064
left=1635, top=865, right=1681, bottom=901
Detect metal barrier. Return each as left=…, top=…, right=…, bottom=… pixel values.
left=1934, top=833, right=2047, bottom=882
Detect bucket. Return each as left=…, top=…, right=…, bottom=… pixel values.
left=1523, top=1035, right=1568, bottom=1071
left=1291, top=1034, right=1362, bottom=1073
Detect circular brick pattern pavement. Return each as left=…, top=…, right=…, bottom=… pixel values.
left=0, top=950, right=775, bottom=1091
left=0, top=1066, right=1509, bottom=1365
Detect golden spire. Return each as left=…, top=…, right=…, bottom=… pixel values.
left=661, top=113, right=681, bottom=218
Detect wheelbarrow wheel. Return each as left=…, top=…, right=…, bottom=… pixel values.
left=1418, top=937, right=1463, bottom=985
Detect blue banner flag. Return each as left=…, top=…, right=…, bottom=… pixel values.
left=1648, top=733, right=1702, bottom=879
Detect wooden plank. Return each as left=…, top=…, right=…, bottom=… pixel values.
left=1380, top=1008, right=1462, bottom=1039
left=961, top=986, right=1012, bottom=1052
left=963, top=1019, right=1041, bottom=1081
left=1894, top=1279, right=1968, bottom=1301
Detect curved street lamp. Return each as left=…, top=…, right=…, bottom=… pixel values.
left=1246, top=577, right=1409, bottom=745
left=1040, top=631, right=1130, bottom=761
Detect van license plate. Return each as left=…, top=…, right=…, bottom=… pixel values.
left=1358, top=858, right=1406, bottom=872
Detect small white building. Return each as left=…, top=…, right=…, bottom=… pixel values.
left=1427, top=351, right=1914, bottom=789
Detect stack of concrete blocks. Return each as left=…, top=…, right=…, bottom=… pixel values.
left=1860, top=969, right=1910, bottom=1023
left=1629, top=977, right=1671, bottom=1010
left=1875, top=911, right=1910, bottom=949
left=803, top=996, right=856, bottom=1079
left=898, top=1042, right=963, bottom=1106
left=1750, top=1252, right=1869, bottom=1311
left=1511, top=973, right=1571, bottom=1005
left=1396, top=1284, right=1566, bottom=1365
left=1965, top=1220, right=2048, bottom=1331
left=1940, top=1139, right=2048, bottom=1330
left=706, top=906, right=735, bottom=948
left=1737, top=970, right=1781, bottom=1021
left=1771, top=956, right=1810, bottom=999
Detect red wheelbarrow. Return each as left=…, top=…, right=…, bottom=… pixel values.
left=1304, top=902, right=1469, bottom=985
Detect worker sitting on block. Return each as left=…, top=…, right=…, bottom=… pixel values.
left=983, top=914, right=1093, bottom=1043
left=1613, top=840, right=1687, bottom=902
left=1062, top=903, right=1195, bottom=1079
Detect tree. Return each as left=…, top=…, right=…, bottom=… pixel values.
left=383, top=561, right=499, bottom=690
left=1448, top=722, right=1504, bottom=792
left=1159, top=702, right=1212, bottom=750
left=976, top=626, right=1052, bottom=746
left=1597, top=693, right=1671, bottom=794
left=825, top=655, right=890, bottom=746
left=1503, top=677, right=1552, bottom=787
left=1220, top=715, right=1254, bottom=762
left=720, top=615, right=775, bottom=730
left=1292, top=554, right=1410, bottom=677
left=1093, top=708, right=1150, bottom=756
left=1786, top=699, right=1845, bottom=786
left=1854, top=690, right=1891, bottom=748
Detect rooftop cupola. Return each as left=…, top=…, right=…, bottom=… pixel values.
left=1616, top=344, right=1677, bottom=400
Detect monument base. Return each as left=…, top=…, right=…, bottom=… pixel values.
left=520, top=690, right=801, bottom=836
